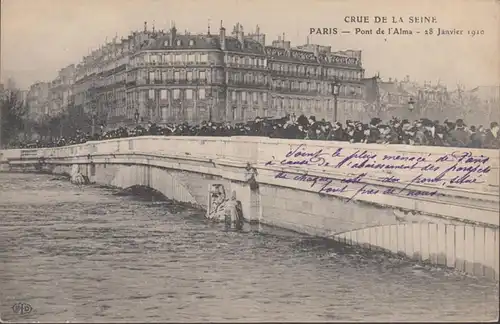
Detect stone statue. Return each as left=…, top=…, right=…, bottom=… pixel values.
left=208, top=184, right=226, bottom=220
left=207, top=185, right=244, bottom=230
left=70, top=164, right=89, bottom=185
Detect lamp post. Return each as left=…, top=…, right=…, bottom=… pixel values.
left=208, top=95, right=213, bottom=122
left=332, top=77, right=341, bottom=122
left=408, top=97, right=415, bottom=112
left=91, top=111, right=97, bottom=136
left=209, top=63, right=214, bottom=122
left=59, top=114, right=63, bottom=138
left=134, top=109, right=140, bottom=125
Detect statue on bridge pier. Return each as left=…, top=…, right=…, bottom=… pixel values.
left=70, top=164, right=90, bottom=185
left=207, top=184, right=244, bottom=230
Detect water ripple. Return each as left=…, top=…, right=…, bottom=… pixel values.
left=0, top=173, right=498, bottom=322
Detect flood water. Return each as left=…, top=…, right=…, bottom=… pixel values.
left=0, top=172, right=498, bottom=322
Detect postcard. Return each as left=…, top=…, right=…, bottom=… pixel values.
left=1, top=0, right=499, bottom=322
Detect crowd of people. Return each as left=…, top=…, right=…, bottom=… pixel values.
left=8, top=114, right=500, bottom=150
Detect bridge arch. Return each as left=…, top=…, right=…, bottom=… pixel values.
left=331, top=222, right=499, bottom=280
left=109, top=164, right=199, bottom=206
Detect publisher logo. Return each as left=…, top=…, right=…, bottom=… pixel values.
left=12, top=302, right=32, bottom=315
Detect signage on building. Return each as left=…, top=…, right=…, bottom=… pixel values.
left=265, top=47, right=286, bottom=58
left=319, top=54, right=358, bottom=66
left=290, top=50, right=316, bottom=61
left=265, top=47, right=358, bottom=65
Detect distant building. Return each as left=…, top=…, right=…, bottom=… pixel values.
left=362, top=75, right=456, bottom=120
left=48, top=64, right=76, bottom=116
left=26, top=82, right=50, bottom=120
left=0, top=83, right=6, bottom=102
left=70, top=21, right=366, bottom=128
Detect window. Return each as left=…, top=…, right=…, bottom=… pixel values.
left=174, top=72, right=180, bottom=81
left=176, top=40, right=182, bottom=46
left=148, top=89, right=155, bottom=99
left=200, top=54, right=208, bottom=63
left=199, top=71, right=206, bottom=80
left=199, top=89, right=206, bottom=99
left=160, top=89, right=167, bottom=100
left=232, top=91, right=236, bottom=101
left=187, top=71, right=193, bottom=81
left=189, top=40, right=195, bottom=46
left=162, top=71, right=167, bottom=81
left=173, top=89, right=180, bottom=99
left=163, top=40, right=169, bottom=46
left=188, top=54, right=195, bottom=62
left=150, top=55, right=157, bottom=63
left=149, top=72, right=155, bottom=83
left=253, top=92, right=258, bottom=102
left=262, top=93, right=267, bottom=102
left=185, top=89, right=193, bottom=99
left=144, top=54, right=150, bottom=63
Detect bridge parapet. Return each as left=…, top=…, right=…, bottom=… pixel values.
left=2, top=136, right=498, bottom=197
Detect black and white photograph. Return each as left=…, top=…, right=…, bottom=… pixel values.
left=1, top=0, right=499, bottom=322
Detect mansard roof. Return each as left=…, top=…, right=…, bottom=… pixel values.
left=136, top=32, right=266, bottom=55
left=142, top=34, right=221, bottom=51
left=224, top=37, right=266, bottom=55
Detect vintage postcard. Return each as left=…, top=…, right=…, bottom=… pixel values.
left=0, top=0, right=499, bottom=322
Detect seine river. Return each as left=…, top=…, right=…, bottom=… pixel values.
left=0, top=173, right=498, bottom=322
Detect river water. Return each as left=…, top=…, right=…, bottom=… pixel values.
left=0, top=172, right=498, bottom=322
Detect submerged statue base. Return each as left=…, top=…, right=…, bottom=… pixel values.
left=70, top=164, right=90, bottom=185
left=207, top=184, right=244, bottom=230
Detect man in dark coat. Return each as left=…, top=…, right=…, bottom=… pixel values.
left=483, top=122, right=500, bottom=149
left=448, top=119, right=470, bottom=147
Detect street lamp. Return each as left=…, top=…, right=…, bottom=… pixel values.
left=91, top=111, right=97, bottom=136
left=332, top=78, right=341, bottom=122
left=209, top=63, right=214, bottom=122
left=134, top=110, right=140, bottom=125
left=408, top=97, right=415, bottom=112
left=208, top=95, right=213, bottom=122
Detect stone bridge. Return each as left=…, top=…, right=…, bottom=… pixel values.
left=1, top=136, right=498, bottom=280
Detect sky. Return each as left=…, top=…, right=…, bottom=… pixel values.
left=1, top=0, right=499, bottom=90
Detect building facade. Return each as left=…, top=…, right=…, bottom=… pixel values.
left=47, top=64, right=76, bottom=117
left=26, top=82, right=50, bottom=121
left=44, top=21, right=367, bottom=129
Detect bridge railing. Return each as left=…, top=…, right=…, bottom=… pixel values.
left=1, top=136, right=498, bottom=197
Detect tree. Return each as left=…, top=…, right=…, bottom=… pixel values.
left=0, top=89, right=27, bottom=147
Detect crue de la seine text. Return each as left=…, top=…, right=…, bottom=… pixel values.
left=343, top=16, right=438, bottom=24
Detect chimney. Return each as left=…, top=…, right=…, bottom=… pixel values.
left=144, top=21, right=147, bottom=32
left=313, top=45, right=319, bottom=57
left=170, top=22, right=177, bottom=45
left=220, top=20, right=226, bottom=50
left=256, top=24, right=260, bottom=35
left=237, top=24, right=244, bottom=44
